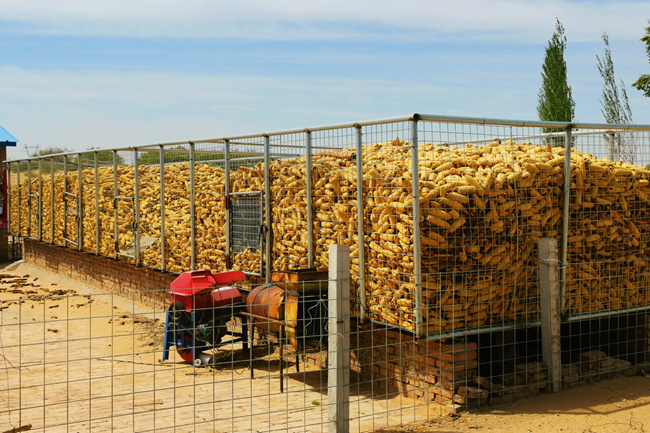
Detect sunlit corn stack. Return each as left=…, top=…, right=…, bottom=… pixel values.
left=10, top=138, right=650, bottom=333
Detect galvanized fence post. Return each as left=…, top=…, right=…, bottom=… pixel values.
left=7, top=161, right=12, bottom=235
left=27, top=159, right=31, bottom=238
left=306, top=129, right=314, bottom=269
left=410, top=116, right=423, bottom=337
left=264, top=135, right=272, bottom=283
left=78, top=153, right=83, bottom=251
left=113, top=150, right=118, bottom=259
left=328, top=244, right=350, bottom=433
left=159, top=144, right=166, bottom=272
left=355, top=124, right=366, bottom=321
left=559, top=126, right=572, bottom=314
left=134, top=149, right=141, bottom=265
left=50, top=157, right=54, bottom=244
left=539, top=237, right=562, bottom=392
left=63, top=157, right=67, bottom=243
left=189, top=142, right=195, bottom=270
left=224, top=139, right=230, bottom=269
left=15, top=161, right=20, bottom=236
left=37, top=158, right=42, bottom=241
left=94, top=151, right=100, bottom=255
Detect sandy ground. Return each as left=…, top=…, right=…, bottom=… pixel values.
left=374, top=375, right=650, bottom=432
left=1, top=261, right=649, bottom=433
left=0, top=261, right=433, bottom=433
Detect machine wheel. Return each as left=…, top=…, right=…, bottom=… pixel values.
left=176, top=341, right=210, bottom=363
left=176, top=346, right=195, bottom=363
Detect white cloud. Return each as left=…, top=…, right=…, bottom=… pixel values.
left=1, top=0, right=648, bottom=43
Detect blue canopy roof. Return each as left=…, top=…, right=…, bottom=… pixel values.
left=0, top=125, right=17, bottom=146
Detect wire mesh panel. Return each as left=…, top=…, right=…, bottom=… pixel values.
left=310, top=128, right=356, bottom=268
left=228, top=139, right=266, bottom=274
left=63, top=156, right=80, bottom=248
left=112, top=151, right=137, bottom=262
left=229, top=192, right=264, bottom=275
left=267, top=132, right=312, bottom=272
left=193, top=141, right=228, bottom=272
left=50, top=156, right=67, bottom=246
left=416, top=121, right=555, bottom=336
left=7, top=161, right=19, bottom=235
left=92, top=153, right=118, bottom=257
left=132, top=146, right=164, bottom=269
left=78, top=152, right=97, bottom=252
left=360, top=122, right=415, bottom=331
left=158, top=145, right=192, bottom=273
left=37, top=158, right=54, bottom=244
left=560, top=127, right=650, bottom=382
left=27, top=161, right=42, bottom=240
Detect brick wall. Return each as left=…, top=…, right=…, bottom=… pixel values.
left=24, top=238, right=175, bottom=309
left=350, top=319, right=483, bottom=412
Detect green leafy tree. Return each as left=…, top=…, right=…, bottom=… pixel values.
left=31, top=146, right=72, bottom=157
left=23, top=146, right=75, bottom=174
left=632, top=20, right=650, bottom=97
left=137, top=145, right=190, bottom=166
left=137, top=146, right=233, bottom=166
left=597, top=32, right=636, bottom=163
left=85, top=147, right=125, bottom=166
left=537, top=19, right=575, bottom=145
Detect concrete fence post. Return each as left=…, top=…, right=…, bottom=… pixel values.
left=328, top=244, right=350, bottom=433
left=539, top=237, right=562, bottom=393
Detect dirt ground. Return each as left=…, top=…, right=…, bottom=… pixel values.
left=1, top=261, right=650, bottom=433
left=374, top=375, right=650, bottom=433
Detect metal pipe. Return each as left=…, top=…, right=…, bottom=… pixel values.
left=224, top=140, right=231, bottom=269
left=37, top=158, right=42, bottom=241
left=6, top=162, right=12, bottom=235
left=410, top=117, right=423, bottom=337
left=15, top=161, right=20, bottom=236
left=566, top=305, right=650, bottom=322
left=305, top=130, right=314, bottom=269
left=264, top=135, right=272, bottom=283
left=134, top=149, right=140, bottom=265
left=78, top=153, right=83, bottom=251
left=50, top=157, right=54, bottom=244
left=355, top=125, right=366, bottom=321
left=189, top=142, right=195, bottom=270
left=27, top=160, right=31, bottom=238
left=94, top=152, right=99, bottom=255
left=63, top=157, right=67, bottom=243
left=420, top=319, right=543, bottom=342
left=113, top=150, right=118, bottom=259
left=416, top=114, right=647, bottom=131
left=159, top=144, right=166, bottom=272
left=7, top=116, right=650, bottom=167
left=559, top=126, right=572, bottom=314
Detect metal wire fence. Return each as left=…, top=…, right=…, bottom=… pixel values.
left=3, top=114, right=650, bottom=431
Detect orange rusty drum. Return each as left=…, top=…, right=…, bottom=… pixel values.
left=246, top=285, right=298, bottom=344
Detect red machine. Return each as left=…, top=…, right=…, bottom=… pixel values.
left=161, top=269, right=247, bottom=365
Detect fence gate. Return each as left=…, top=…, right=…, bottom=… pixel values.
left=228, top=191, right=264, bottom=276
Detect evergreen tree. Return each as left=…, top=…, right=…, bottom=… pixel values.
left=632, top=21, right=650, bottom=97
left=537, top=19, right=575, bottom=144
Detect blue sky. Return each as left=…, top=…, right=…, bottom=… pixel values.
left=1, top=0, right=650, bottom=160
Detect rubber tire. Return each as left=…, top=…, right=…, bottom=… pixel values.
left=176, top=346, right=195, bottom=363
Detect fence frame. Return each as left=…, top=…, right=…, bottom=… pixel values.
left=7, top=114, right=650, bottom=340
